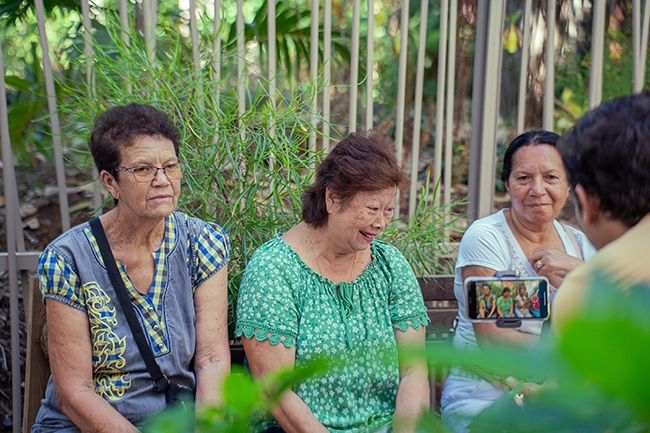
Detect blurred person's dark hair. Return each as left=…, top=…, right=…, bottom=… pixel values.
left=558, top=92, right=650, bottom=227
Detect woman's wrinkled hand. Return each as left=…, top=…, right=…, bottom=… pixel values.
left=505, top=376, right=543, bottom=397
left=529, top=246, right=583, bottom=288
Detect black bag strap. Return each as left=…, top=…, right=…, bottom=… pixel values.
left=89, top=217, right=170, bottom=392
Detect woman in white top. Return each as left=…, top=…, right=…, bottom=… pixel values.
left=440, top=130, right=596, bottom=433
left=515, top=287, right=532, bottom=317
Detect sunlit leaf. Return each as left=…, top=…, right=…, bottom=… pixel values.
left=560, top=318, right=650, bottom=422
left=223, top=371, right=260, bottom=414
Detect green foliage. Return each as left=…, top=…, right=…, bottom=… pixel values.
left=224, top=0, right=351, bottom=83
left=460, top=274, right=650, bottom=432
left=141, top=361, right=330, bottom=433
left=58, top=12, right=460, bottom=324
left=380, top=174, right=461, bottom=276
left=140, top=273, right=650, bottom=431
left=555, top=14, right=650, bottom=133
left=0, top=0, right=79, bottom=26
left=59, top=12, right=326, bottom=317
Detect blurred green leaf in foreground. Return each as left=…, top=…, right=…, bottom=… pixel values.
left=141, top=276, right=650, bottom=432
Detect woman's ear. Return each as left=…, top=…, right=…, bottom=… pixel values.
left=325, top=188, right=335, bottom=214
left=100, top=170, right=119, bottom=200
left=574, top=184, right=599, bottom=225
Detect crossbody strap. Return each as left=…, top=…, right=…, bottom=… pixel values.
left=563, top=224, right=583, bottom=260
left=89, top=217, right=170, bottom=392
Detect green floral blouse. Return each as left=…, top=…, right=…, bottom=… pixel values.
left=235, top=235, right=429, bottom=433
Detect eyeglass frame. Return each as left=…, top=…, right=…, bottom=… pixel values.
left=112, top=162, right=184, bottom=183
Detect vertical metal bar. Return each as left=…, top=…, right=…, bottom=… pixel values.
left=467, top=0, right=505, bottom=221
left=142, top=0, right=155, bottom=63
left=80, top=0, right=93, bottom=94
left=467, top=0, right=487, bottom=223
left=348, top=0, right=361, bottom=133
left=190, top=0, right=200, bottom=75
left=237, top=0, right=245, bottom=139
left=589, top=0, right=606, bottom=109
left=542, top=0, right=555, bottom=130
left=366, top=0, right=375, bottom=130
left=81, top=0, right=104, bottom=214
left=119, top=0, right=132, bottom=94
left=34, top=0, right=70, bottom=231
left=0, top=40, right=23, bottom=433
left=268, top=0, right=277, bottom=188
left=322, top=0, right=332, bottom=151
left=323, top=0, right=332, bottom=152
left=516, top=0, right=532, bottom=133
left=309, top=0, right=319, bottom=152
left=210, top=0, right=221, bottom=144
left=640, top=0, right=650, bottom=79
left=479, top=0, right=504, bottom=217
left=119, top=0, right=130, bottom=46
left=444, top=0, right=457, bottom=212
left=268, top=0, right=276, bottom=105
left=189, top=0, right=203, bottom=109
left=213, top=0, right=221, bottom=90
left=634, top=0, right=642, bottom=92
left=408, top=0, right=430, bottom=219
left=433, top=0, right=449, bottom=208
left=394, top=0, right=410, bottom=218
left=150, top=0, right=158, bottom=56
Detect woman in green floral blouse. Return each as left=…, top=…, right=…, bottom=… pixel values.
left=236, top=131, right=430, bottom=433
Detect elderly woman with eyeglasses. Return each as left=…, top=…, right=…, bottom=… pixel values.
left=32, top=103, right=230, bottom=432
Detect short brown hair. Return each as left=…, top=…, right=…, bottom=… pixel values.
left=90, top=103, right=181, bottom=180
left=301, top=130, right=408, bottom=227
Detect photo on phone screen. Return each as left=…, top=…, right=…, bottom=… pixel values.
left=465, top=277, right=549, bottom=321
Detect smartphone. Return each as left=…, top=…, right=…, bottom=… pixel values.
left=465, top=276, right=550, bottom=321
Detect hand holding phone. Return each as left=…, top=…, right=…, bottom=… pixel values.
left=465, top=275, right=550, bottom=322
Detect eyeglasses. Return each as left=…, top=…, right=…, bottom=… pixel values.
left=113, top=162, right=184, bottom=183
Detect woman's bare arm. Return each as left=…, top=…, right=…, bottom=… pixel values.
left=242, top=337, right=328, bottom=433
left=393, top=326, right=429, bottom=433
left=194, top=265, right=231, bottom=409
left=47, top=301, right=139, bottom=433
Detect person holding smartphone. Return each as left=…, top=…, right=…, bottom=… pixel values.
left=552, top=93, right=650, bottom=334
left=440, top=130, right=596, bottom=433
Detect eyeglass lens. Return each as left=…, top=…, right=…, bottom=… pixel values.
left=133, top=163, right=183, bottom=181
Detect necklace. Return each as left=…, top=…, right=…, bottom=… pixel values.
left=308, top=231, right=357, bottom=283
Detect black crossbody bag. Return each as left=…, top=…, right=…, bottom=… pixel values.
left=89, top=217, right=193, bottom=408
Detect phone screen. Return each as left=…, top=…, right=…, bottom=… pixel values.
left=465, top=277, right=549, bottom=321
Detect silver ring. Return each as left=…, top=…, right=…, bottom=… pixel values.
left=535, top=260, right=543, bottom=269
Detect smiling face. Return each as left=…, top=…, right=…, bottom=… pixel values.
left=505, top=144, right=569, bottom=228
left=102, top=135, right=181, bottom=222
left=325, top=187, right=397, bottom=254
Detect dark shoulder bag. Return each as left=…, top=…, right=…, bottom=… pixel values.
left=89, top=217, right=193, bottom=409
